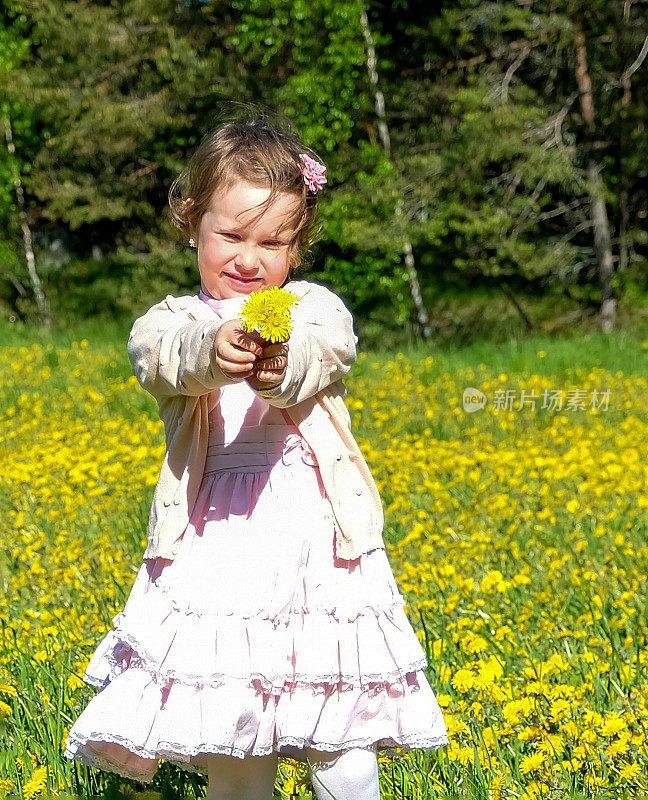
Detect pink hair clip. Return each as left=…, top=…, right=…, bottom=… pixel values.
left=299, top=153, right=327, bottom=193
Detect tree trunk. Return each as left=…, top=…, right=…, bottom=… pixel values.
left=359, top=8, right=431, bottom=339
left=3, top=114, right=51, bottom=329
left=618, top=181, right=629, bottom=274
left=618, top=25, right=648, bottom=278
left=618, top=23, right=636, bottom=277
left=573, top=25, right=616, bottom=334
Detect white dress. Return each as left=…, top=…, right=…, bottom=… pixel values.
left=63, top=294, right=449, bottom=782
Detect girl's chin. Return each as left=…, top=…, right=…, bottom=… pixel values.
left=202, top=279, right=264, bottom=299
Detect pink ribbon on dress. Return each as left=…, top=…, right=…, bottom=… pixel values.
left=281, top=432, right=319, bottom=467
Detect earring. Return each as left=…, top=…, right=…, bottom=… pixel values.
left=189, top=238, right=196, bottom=247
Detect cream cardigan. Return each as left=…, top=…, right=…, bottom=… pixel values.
left=126, top=279, right=385, bottom=561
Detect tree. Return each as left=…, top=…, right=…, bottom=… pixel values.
left=572, top=18, right=615, bottom=332
left=0, top=0, right=50, bottom=326
left=2, top=0, right=647, bottom=337
left=368, top=0, right=648, bottom=333
left=359, top=7, right=431, bottom=339
left=2, top=0, right=245, bottom=245
left=226, top=0, right=425, bottom=334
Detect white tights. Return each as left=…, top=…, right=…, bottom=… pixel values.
left=205, top=745, right=380, bottom=800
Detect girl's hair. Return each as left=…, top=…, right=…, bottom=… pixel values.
left=168, top=106, right=324, bottom=275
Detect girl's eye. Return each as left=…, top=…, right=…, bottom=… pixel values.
left=220, top=233, right=284, bottom=247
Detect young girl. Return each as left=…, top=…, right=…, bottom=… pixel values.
left=64, top=115, right=448, bottom=799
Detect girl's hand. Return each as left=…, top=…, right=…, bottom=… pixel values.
left=214, top=318, right=264, bottom=381
left=246, top=338, right=289, bottom=391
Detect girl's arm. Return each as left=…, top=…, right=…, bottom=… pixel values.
left=127, top=298, right=240, bottom=398
left=251, top=281, right=357, bottom=409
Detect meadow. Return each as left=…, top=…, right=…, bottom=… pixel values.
left=1, top=319, right=647, bottom=800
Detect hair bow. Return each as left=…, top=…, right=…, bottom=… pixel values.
left=298, top=153, right=327, bottom=193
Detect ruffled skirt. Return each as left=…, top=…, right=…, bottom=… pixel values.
left=63, top=425, right=448, bottom=782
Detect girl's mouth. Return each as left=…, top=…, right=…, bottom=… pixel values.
left=224, top=273, right=261, bottom=287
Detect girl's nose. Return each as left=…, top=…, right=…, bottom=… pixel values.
left=234, top=244, right=259, bottom=271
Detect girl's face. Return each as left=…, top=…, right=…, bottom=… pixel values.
left=195, top=179, right=300, bottom=299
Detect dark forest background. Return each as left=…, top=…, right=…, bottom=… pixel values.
left=1, top=0, right=647, bottom=348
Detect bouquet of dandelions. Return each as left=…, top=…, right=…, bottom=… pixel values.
left=239, top=285, right=299, bottom=345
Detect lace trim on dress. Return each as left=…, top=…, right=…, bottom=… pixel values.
left=91, top=644, right=430, bottom=697
left=90, top=597, right=431, bottom=697
left=64, top=729, right=450, bottom=783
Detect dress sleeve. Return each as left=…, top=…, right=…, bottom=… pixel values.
left=251, top=282, right=358, bottom=409
left=127, top=298, right=238, bottom=398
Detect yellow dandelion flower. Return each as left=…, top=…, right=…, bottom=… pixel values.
left=489, top=773, right=505, bottom=799
left=455, top=746, right=475, bottom=766
left=585, top=774, right=606, bottom=789
left=537, top=733, right=566, bottom=758
left=522, top=780, right=550, bottom=799
left=520, top=751, right=545, bottom=774
left=599, top=713, right=626, bottom=737
left=606, top=738, right=629, bottom=759
left=451, top=667, right=475, bottom=694
left=257, top=311, right=291, bottom=343
left=240, top=286, right=299, bottom=344
left=22, top=765, right=47, bottom=800
left=619, top=762, right=641, bottom=780
left=560, top=758, right=582, bottom=773
left=549, top=699, right=570, bottom=722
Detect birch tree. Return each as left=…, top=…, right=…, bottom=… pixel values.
left=359, top=8, right=431, bottom=339
left=572, top=21, right=615, bottom=333
left=1, top=1, right=50, bottom=327
left=3, top=113, right=50, bottom=328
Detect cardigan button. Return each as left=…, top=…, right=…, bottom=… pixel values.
left=336, top=453, right=343, bottom=461
left=355, top=489, right=362, bottom=496
left=163, top=499, right=172, bottom=507
left=173, top=498, right=181, bottom=505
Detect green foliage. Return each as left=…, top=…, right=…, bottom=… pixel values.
left=0, top=1, right=35, bottom=265
left=1, top=0, right=242, bottom=236
left=45, top=237, right=200, bottom=325
left=1, top=0, right=647, bottom=338
left=226, top=0, right=371, bottom=153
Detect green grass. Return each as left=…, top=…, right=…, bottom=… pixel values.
left=2, top=318, right=648, bottom=799
left=3, top=308, right=647, bottom=379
